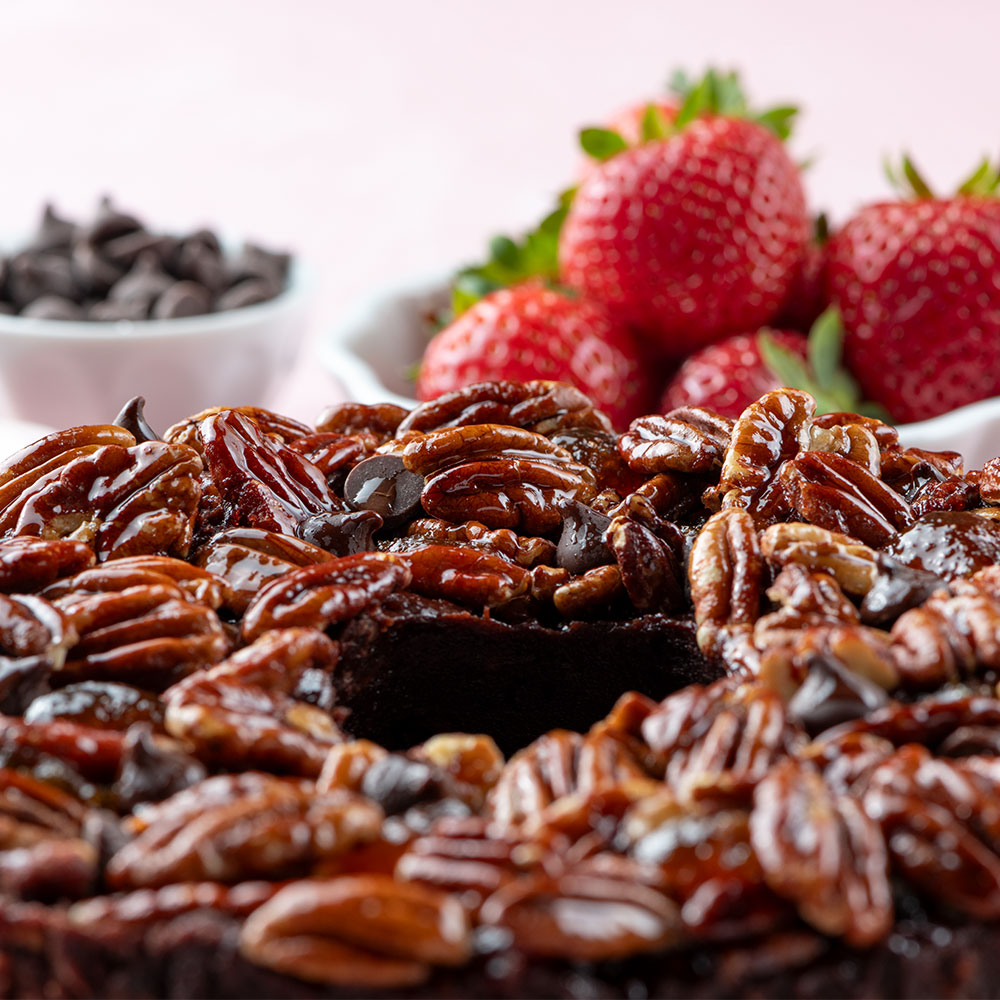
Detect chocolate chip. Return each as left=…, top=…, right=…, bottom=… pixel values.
left=787, top=657, right=889, bottom=736
left=112, top=724, right=207, bottom=811
left=87, top=196, right=144, bottom=245
left=7, top=251, right=78, bottom=308
left=297, top=509, right=383, bottom=555
left=171, top=230, right=225, bottom=290
left=20, top=295, right=85, bottom=321
left=557, top=500, right=613, bottom=574
left=229, top=242, right=291, bottom=286
left=113, top=396, right=161, bottom=443
left=109, top=251, right=173, bottom=310
left=72, top=238, right=127, bottom=296
left=0, top=302, right=13, bottom=316
left=344, top=454, right=425, bottom=527
left=102, top=231, right=176, bottom=269
left=215, top=277, right=279, bottom=311
left=860, top=554, right=948, bottom=626
left=361, top=754, right=438, bottom=814
left=28, top=204, right=76, bottom=253
left=152, top=281, right=212, bottom=319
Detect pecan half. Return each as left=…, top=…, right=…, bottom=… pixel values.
left=387, top=517, right=556, bottom=567
left=53, top=584, right=229, bottom=688
left=397, top=380, right=609, bottom=436
left=553, top=564, right=624, bottom=618
left=619, top=408, right=734, bottom=474
left=689, top=509, right=764, bottom=656
left=165, top=406, right=311, bottom=452
left=108, top=776, right=382, bottom=888
left=480, top=863, right=680, bottom=961
left=0, top=536, right=94, bottom=594
left=760, top=522, right=877, bottom=596
left=241, top=553, right=410, bottom=641
left=316, top=402, right=410, bottom=442
left=239, top=875, right=471, bottom=987
left=402, top=544, right=530, bottom=608
left=782, top=451, right=912, bottom=547
left=605, top=515, right=685, bottom=612
left=750, top=757, right=892, bottom=946
left=163, top=629, right=343, bottom=776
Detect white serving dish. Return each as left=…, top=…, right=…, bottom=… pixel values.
left=0, top=263, right=312, bottom=433
left=322, top=274, right=1000, bottom=471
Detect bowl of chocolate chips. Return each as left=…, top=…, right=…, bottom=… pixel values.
left=0, top=199, right=309, bottom=431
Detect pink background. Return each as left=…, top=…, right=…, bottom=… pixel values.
left=1, top=0, right=998, bottom=424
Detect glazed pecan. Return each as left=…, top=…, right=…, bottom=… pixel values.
left=316, top=401, right=410, bottom=442
left=0, top=767, right=87, bottom=845
left=42, top=555, right=229, bottom=610
left=480, top=862, right=680, bottom=961
left=288, top=432, right=378, bottom=480
left=805, top=420, right=881, bottom=476
left=164, top=406, right=312, bottom=453
left=862, top=746, right=1000, bottom=919
left=387, top=517, right=556, bottom=567
left=0, top=431, right=202, bottom=561
left=750, top=757, right=892, bottom=946
left=880, top=445, right=964, bottom=489
left=241, top=553, right=410, bottom=641
left=756, top=564, right=859, bottom=646
left=108, top=775, right=382, bottom=888
left=548, top=425, right=642, bottom=494
left=318, top=740, right=388, bottom=794
left=239, top=875, right=471, bottom=988
left=910, top=475, right=979, bottom=518
left=402, top=424, right=596, bottom=533
left=403, top=544, right=530, bottom=608
left=890, top=587, right=1000, bottom=688
left=689, top=509, right=764, bottom=655
left=979, top=456, right=1000, bottom=503
left=810, top=411, right=899, bottom=453
left=0, top=536, right=94, bottom=594
left=716, top=389, right=815, bottom=503
left=196, top=409, right=345, bottom=535
left=0, top=592, right=75, bottom=710
left=641, top=680, right=800, bottom=806
left=396, top=380, right=609, bottom=436
left=0, top=836, right=97, bottom=901
left=605, top=515, right=685, bottom=612
left=782, top=451, right=912, bottom=547
left=163, top=629, right=343, bottom=776
left=415, top=733, right=505, bottom=808
left=24, top=681, right=164, bottom=732
left=760, top=522, right=877, bottom=596
left=619, top=408, right=734, bottom=474
left=0, top=716, right=126, bottom=783
left=553, top=564, right=624, bottom=618
left=53, top=584, right=229, bottom=688
left=193, top=527, right=333, bottom=614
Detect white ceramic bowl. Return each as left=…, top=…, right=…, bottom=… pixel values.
left=0, top=263, right=312, bottom=433
left=322, top=273, right=1000, bottom=470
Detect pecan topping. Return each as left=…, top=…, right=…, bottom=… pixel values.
left=750, top=757, right=892, bottom=946
left=805, top=420, right=881, bottom=475
left=402, top=424, right=596, bottom=533
left=717, top=389, right=815, bottom=502
left=240, top=875, right=471, bottom=987
left=53, top=584, right=229, bottom=688
left=689, top=509, right=763, bottom=655
left=0, top=536, right=94, bottom=594
left=553, top=564, right=623, bottom=618
left=397, top=380, right=609, bottom=436
left=480, top=863, right=680, bottom=961
left=619, top=408, right=734, bottom=474
left=0, top=434, right=202, bottom=561
left=641, top=680, right=800, bottom=806
left=761, top=522, right=877, bottom=596
left=164, top=406, right=311, bottom=452
left=315, top=401, right=409, bottom=441
left=108, top=775, right=382, bottom=888
left=488, top=730, right=582, bottom=828
left=241, top=553, right=410, bottom=641
left=163, top=629, right=343, bottom=776
left=403, top=544, right=530, bottom=608
left=605, top=515, right=685, bottom=612
left=388, top=517, right=556, bottom=567
left=782, top=451, right=912, bottom=547
left=289, top=431, right=379, bottom=481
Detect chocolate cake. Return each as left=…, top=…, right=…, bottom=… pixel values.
left=2, top=380, right=1000, bottom=999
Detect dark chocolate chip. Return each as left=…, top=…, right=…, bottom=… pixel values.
left=0, top=302, right=13, bottom=315
left=297, top=509, right=383, bottom=555
left=556, top=500, right=613, bottom=574
left=109, top=251, right=174, bottom=309
left=214, top=277, right=279, bottom=311
left=344, top=454, right=424, bottom=527
left=72, top=238, right=127, bottom=296
left=169, top=229, right=225, bottom=288
left=112, top=723, right=207, bottom=811
left=113, top=396, right=161, bottom=443
left=361, top=754, right=438, bottom=814
left=860, top=554, right=949, bottom=626
left=787, top=657, right=889, bottom=737
left=28, top=204, right=76, bottom=253
left=87, top=196, right=144, bottom=245
left=7, top=251, right=79, bottom=307
left=151, top=280, right=212, bottom=319
left=20, top=295, right=85, bottom=320
left=229, top=242, right=291, bottom=286
left=102, top=231, right=177, bottom=269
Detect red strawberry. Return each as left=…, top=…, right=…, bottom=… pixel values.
left=660, top=328, right=808, bottom=418
left=827, top=158, right=1000, bottom=423
left=559, top=75, right=809, bottom=359
left=417, top=284, right=654, bottom=429
left=773, top=216, right=830, bottom=332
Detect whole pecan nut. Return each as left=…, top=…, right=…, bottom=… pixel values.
left=619, top=408, right=734, bottom=475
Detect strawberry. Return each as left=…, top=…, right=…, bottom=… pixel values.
left=659, top=309, right=886, bottom=420
left=660, top=329, right=808, bottom=419
left=773, top=215, right=830, bottom=332
left=417, top=284, right=654, bottom=429
left=559, top=70, right=809, bottom=359
left=827, top=157, right=1000, bottom=424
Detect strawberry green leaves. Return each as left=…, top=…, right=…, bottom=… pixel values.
left=885, top=154, right=1000, bottom=200
left=958, top=158, right=1000, bottom=196
left=579, top=129, right=628, bottom=161
left=759, top=310, right=889, bottom=420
